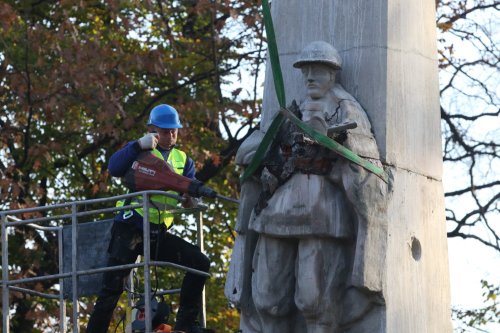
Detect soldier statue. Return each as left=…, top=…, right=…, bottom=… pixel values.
left=226, top=41, right=389, bottom=333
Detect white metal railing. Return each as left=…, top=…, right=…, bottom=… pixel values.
left=1, top=190, right=209, bottom=333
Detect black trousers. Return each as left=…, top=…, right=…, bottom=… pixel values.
left=86, top=222, right=210, bottom=333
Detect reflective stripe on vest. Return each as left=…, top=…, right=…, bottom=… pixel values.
left=117, top=148, right=187, bottom=228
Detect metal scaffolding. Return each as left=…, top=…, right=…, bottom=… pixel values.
left=1, top=190, right=209, bottom=333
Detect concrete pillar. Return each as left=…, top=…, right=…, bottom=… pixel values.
left=260, top=0, right=452, bottom=331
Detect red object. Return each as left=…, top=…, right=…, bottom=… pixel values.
left=154, top=323, right=172, bottom=332
left=125, top=152, right=196, bottom=194
left=136, top=309, right=145, bottom=320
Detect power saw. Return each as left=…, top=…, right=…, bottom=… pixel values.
left=124, top=152, right=239, bottom=204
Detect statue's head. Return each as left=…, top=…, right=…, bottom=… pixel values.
left=293, top=41, right=342, bottom=70
left=294, top=41, right=342, bottom=99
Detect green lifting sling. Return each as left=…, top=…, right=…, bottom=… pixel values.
left=240, top=0, right=389, bottom=184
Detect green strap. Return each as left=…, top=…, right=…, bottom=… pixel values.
left=240, top=113, right=284, bottom=183
left=262, top=0, right=286, bottom=108
left=240, top=0, right=285, bottom=183
left=279, top=108, right=389, bottom=183
left=241, top=0, right=388, bottom=184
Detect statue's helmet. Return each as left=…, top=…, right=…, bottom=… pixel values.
left=293, top=41, right=342, bottom=70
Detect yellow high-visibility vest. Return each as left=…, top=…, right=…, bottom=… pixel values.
left=117, top=148, right=187, bottom=228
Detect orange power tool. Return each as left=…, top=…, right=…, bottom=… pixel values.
left=124, top=152, right=239, bottom=204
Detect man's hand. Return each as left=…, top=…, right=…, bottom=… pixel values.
left=138, top=133, right=159, bottom=150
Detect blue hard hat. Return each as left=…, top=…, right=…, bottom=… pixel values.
left=147, top=104, right=183, bottom=129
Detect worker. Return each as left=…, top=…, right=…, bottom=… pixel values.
left=86, top=104, right=213, bottom=333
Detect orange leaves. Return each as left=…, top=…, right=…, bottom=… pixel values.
left=32, top=159, right=42, bottom=171
left=28, top=144, right=52, bottom=164
left=243, top=14, right=257, bottom=27
left=122, top=117, right=136, bottom=130
left=192, top=0, right=214, bottom=13
left=229, top=8, right=239, bottom=19
left=145, top=49, right=166, bottom=75
left=60, top=0, right=77, bottom=6
left=0, top=178, right=13, bottom=202
left=1, top=180, right=23, bottom=205
left=211, top=152, right=222, bottom=167
left=437, top=21, right=454, bottom=32
left=90, top=183, right=99, bottom=194
left=0, top=2, right=16, bottom=31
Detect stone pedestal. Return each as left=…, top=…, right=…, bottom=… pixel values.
left=255, top=0, right=452, bottom=331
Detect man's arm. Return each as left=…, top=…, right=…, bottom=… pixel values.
left=180, top=157, right=197, bottom=207
left=109, top=133, right=160, bottom=177
left=183, top=157, right=196, bottom=179
left=108, top=141, right=142, bottom=177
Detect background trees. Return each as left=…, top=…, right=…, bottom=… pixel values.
left=437, top=0, right=499, bottom=253
left=0, top=0, right=263, bottom=331
left=0, top=0, right=498, bottom=332
left=436, top=0, right=499, bottom=331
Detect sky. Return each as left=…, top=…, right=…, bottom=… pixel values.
left=444, top=157, right=499, bottom=331
left=438, top=6, right=499, bottom=330
left=448, top=237, right=500, bottom=331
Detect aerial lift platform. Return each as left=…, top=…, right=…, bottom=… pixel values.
left=1, top=190, right=210, bottom=333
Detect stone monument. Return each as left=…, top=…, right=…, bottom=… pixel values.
left=225, top=1, right=452, bottom=332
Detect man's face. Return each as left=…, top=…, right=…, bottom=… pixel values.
left=301, top=64, right=335, bottom=99
left=149, top=126, right=178, bottom=149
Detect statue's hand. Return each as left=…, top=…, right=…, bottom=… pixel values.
left=261, top=167, right=279, bottom=193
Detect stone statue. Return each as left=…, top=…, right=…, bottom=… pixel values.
left=225, top=41, right=389, bottom=333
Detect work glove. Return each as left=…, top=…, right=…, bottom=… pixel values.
left=138, top=133, right=158, bottom=150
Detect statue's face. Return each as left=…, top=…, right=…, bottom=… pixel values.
left=301, top=64, right=335, bottom=99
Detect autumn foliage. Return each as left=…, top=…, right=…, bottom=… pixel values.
left=0, top=0, right=263, bottom=331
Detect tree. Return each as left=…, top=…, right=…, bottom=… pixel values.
left=452, top=280, right=499, bottom=333
left=436, top=0, right=499, bottom=331
left=436, top=0, right=499, bottom=252
left=0, top=0, right=264, bottom=331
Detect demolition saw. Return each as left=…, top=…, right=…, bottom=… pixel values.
left=124, top=152, right=239, bottom=204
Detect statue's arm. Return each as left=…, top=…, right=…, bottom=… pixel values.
left=332, top=84, right=390, bottom=292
